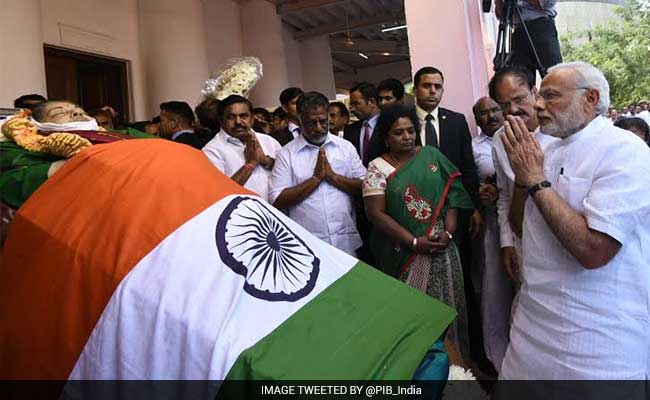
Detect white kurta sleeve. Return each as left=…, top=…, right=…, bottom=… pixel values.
left=583, top=145, right=650, bottom=244
left=268, top=148, right=294, bottom=205
left=202, top=143, right=226, bottom=173
left=345, top=142, right=367, bottom=180
left=492, top=133, right=516, bottom=248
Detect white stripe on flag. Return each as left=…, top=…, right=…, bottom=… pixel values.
left=68, top=195, right=357, bottom=380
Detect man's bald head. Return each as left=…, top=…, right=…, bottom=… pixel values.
left=473, top=96, right=504, bottom=137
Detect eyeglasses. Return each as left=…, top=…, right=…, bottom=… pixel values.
left=538, top=87, right=589, bottom=103
left=497, top=91, right=533, bottom=110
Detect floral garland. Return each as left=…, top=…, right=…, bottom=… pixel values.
left=201, top=57, right=263, bottom=100
left=1, top=110, right=91, bottom=158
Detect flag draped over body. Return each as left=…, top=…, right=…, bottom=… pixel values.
left=0, top=140, right=455, bottom=390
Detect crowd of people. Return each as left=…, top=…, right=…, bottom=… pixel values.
left=3, top=59, right=650, bottom=382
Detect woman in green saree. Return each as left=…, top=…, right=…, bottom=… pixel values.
left=363, top=104, right=474, bottom=361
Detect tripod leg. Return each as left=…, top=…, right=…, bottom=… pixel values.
left=513, top=5, right=547, bottom=76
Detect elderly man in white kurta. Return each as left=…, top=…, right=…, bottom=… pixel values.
left=270, top=92, right=366, bottom=257
left=500, top=61, right=650, bottom=379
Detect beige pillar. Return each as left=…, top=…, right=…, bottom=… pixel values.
left=202, top=0, right=243, bottom=73
left=0, top=0, right=47, bottom=107
left=282, top=26, right=304, bottom=89
left=405, top=0, right=491, bottom=133
left=138, top=0, right=210, bottom=116
left=300, top=36, right=336, bottom=99
left=241, top=0, right=290, bottom=108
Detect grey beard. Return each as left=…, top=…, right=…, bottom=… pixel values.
left=540, top=97, right=586, bottom=139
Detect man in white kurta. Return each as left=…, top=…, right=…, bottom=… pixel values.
left=500, top=62, right=650, bottom=379
left=471, top=97, right=513, bottom=373
left=488, top=66, right=559, bottom=285
left=203, top=96, right=281, bottom=203
left=270, top=92, right=366, bottom=257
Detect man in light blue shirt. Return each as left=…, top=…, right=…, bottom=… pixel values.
left=270, top=92, right=366, bottom=256
left=158, top=101, right=202, bottom=149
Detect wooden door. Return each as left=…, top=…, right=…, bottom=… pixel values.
left=44, top=46, right=131, bottom=126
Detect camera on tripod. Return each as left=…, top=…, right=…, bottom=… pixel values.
left=488, top=0, right=547, bottom=76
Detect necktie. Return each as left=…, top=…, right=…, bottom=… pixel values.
left=363, top=121, right=371, bottom=162
left=425, top=114, right=438, bottom=148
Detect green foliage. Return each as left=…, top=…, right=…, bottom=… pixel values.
left=560, top=0, right=650, bottom=107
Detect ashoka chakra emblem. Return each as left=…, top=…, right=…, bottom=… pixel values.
left=215, top=196, right=320, bottom=302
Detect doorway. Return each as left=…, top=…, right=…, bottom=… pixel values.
left=43, top=46, right=131, bottom=127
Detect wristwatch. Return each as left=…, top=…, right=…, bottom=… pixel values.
left=528, top=180, right=551, bottom=196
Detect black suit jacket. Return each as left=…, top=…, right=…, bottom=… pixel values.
left=433, top=107, right=480, bottom=208
left=172, top=132, right=203, bottom=150
left=271, top=128, right=294, bottom=147
left=343, top=119, right=380, bottom=166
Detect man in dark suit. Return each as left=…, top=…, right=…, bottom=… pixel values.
left=413, top=67, right=481, bottom=216
left=195, top=97, right=220, bottom=147
left=343, top=82, right=381, bottom=266
left=413, top=66, right=487, bottom=368
left=158, top=101, right=202, bottom=149
left=344, top=82, right=381, bottom=166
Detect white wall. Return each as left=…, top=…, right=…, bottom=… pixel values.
left=138, top=0, right=210, bottom=116
left=282, top=26, right=304, bottom=89
left=39, top=0, right=148, bottom=119
left=0, top=0, right=47, bottom=108
left=203, top=0, right=243, bottom=74
left=241, top=0, right=290, bottom=108
left=555, top=2, right=621, bottom=35
left=299, top=36, right=336, bottom=99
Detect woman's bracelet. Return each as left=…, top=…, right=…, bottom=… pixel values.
left=411, top=237, right=418, bottom=251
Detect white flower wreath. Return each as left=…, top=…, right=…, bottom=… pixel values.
left=201, top=57, right=263, bottom=100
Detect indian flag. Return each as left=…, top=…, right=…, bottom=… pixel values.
left=0, top=140, right=454, bottom=390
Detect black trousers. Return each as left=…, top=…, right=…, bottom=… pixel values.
left=511, top=17, right=563, bottom=78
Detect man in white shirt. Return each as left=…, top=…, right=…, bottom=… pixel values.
left=280, top=87, right=304, bottom=141
left=488, top=66, right=558, bottom=282
left=500, top=61, right=650, bottom=379
left=471, top=96, right=513, bottom=373
left=638, top=101, right=650, bottom=125
left=328, top=102, right=349, bottom=138
left=270, top=92, right=366, bottom=256
left=202, top=95, right=281, bottom=202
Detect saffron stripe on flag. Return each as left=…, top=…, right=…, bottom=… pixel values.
left=0, top=140, right=250, bottom=379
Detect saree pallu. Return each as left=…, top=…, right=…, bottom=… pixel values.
left=370, top=146, right=473, bottom=359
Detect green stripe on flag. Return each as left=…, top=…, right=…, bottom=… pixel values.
left=225, top=262, right=456, bottom=380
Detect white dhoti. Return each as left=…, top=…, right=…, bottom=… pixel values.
left=478, top=207, right=514, bottom=373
